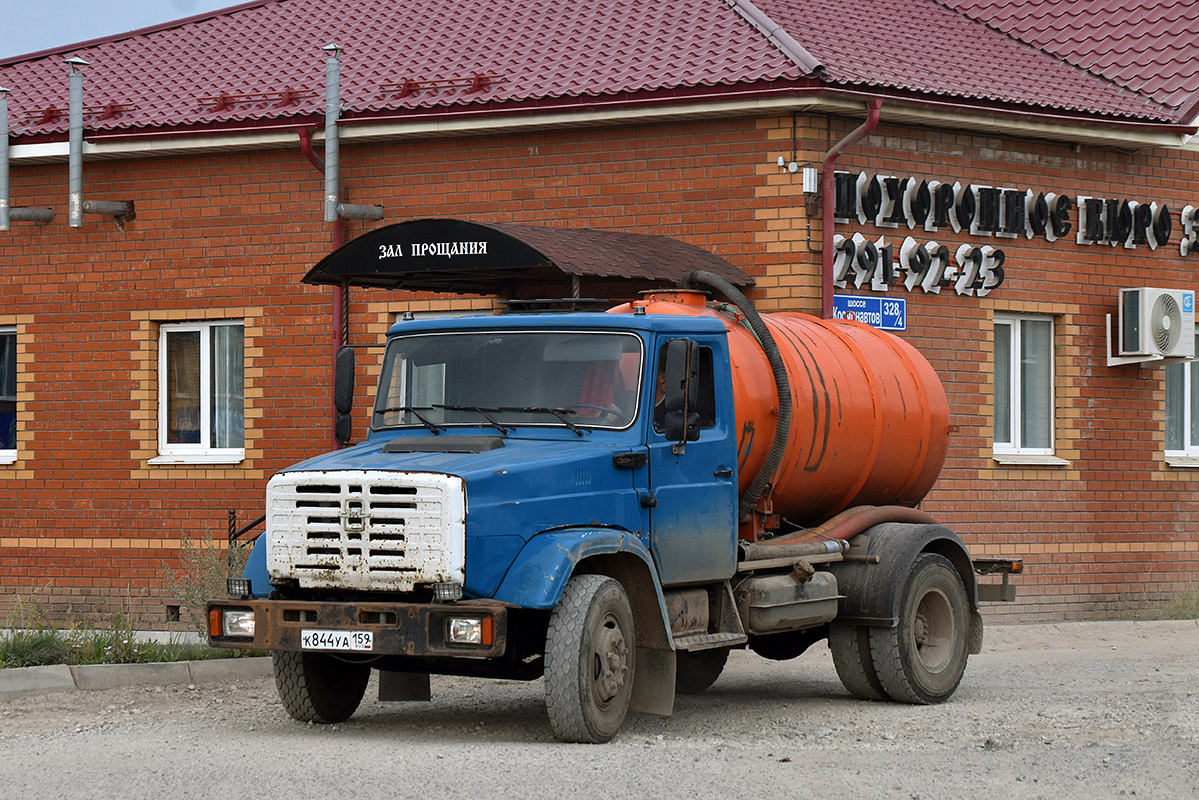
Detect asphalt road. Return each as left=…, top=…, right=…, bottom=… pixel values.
left=1, top=620, right=1196, bottom=800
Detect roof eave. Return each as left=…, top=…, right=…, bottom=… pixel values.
left=8, top=82, right=1197, bottom=166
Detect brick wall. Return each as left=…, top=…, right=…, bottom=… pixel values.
left=754, top=115, right=1199, bottom=621
left=1, top=112, right=1196, bottom=627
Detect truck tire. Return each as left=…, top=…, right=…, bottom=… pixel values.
left=869, top=552, right=970, bottom=704
left=675, top=648, right=729, bottom=695
left=544, top=574, right=635, bottom=743
left=272, top=650, right=371, bottom=723
left=828, top=623, right=888, bottom=701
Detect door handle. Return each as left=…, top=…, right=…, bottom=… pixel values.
left=713, top=467, right=733, bottom=478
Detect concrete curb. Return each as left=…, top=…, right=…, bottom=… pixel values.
left=0, top=657, right=271, bottom=699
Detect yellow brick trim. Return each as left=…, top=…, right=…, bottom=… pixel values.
left=130, top=309, right=266, bottom=477
left=973, top=305, right=1083, bottom=481
left=0, top=537, right=231, bottom=551
left=968, top=540, right=1198, bottom=557
left=0, top=317, right=33, bottom=477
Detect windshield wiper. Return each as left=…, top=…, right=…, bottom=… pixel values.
left=373, top=405, right=444, bottom=435
left=499, top=406, right=584, bottom=436
left=432, top=405, right=511, bottom=436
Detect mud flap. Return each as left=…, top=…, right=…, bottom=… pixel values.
left=378, top=670, right=431, bottom=702
left=630, top=646, right=676, bottom=716
left=969, top=609, right=984, bottom=655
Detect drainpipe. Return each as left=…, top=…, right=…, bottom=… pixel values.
left=299, top=125, right=346, bottom=449
left=821, top=98, right=882, bottom=319
left=322, top=45, right=383, bottom=224
left=0, top=87, right=55, bottom=230
left=67, top=58, right=85, bottom=228
left=309, top=45, right=384, bottom=447
left=66, top=57, right=133, bottom=228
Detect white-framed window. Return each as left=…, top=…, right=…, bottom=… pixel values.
left=0, top=327, right=16, bottom=462
left=993, top=314, right=1055, bottom=458
left=155, top=320, right=244, bottom=463
left=1165, top=333, right=1199, bottom=460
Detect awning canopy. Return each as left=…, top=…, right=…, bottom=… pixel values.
left=302, top=218, right=753, bottom=295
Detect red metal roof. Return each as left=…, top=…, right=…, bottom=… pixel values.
left=0, top=0, right=804, bottom=141
left=945, top=0, right=1199, bottom=121
left=0, top=0, right=1187, bottom=143
left=754, top=0, right=1174, bottom=121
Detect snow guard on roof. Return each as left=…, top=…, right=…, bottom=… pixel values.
left=302, top=218, right=752, bottom=295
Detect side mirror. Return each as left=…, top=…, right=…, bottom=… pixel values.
left=334, top=346, right=355, bottom=446
left=663, top=410, right=701, bottom=442
left=662, top=339, right=701, bottom=445
left=334, top=345, right=355, bottom=415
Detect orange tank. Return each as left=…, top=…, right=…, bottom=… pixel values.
left=609, top=291, right=949, bottom=525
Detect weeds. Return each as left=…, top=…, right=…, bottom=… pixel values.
left=1136, top=590, right=1199, bottom=621
left=1, top=601, right=252, bottom=669
left=163, top=534, right=252, bottom=640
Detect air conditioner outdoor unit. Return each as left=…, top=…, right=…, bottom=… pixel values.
left=1119, top=287, right=1196, bottom=358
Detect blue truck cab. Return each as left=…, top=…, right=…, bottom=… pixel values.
left=213, top=309, right=758, bottom=741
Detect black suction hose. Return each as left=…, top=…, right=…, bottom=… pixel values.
left=678, top=270, right=791, bottom=521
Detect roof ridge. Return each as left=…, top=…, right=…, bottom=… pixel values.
left=0, top=0, right=278, bottom=67
left=725, top=0, right=823, bottom=75
left=932, top=0, right=1181, bottom=117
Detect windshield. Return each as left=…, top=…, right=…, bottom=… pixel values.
left=373, top=331, right=643, bottom=432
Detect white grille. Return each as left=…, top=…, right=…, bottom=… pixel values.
left=265, top=470, right=465, bottom=591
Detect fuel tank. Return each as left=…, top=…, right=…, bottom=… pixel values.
left=609, top=291, right=948, bottom=524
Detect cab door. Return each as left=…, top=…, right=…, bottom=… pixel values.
left=644, top=337, right=738, bottom=586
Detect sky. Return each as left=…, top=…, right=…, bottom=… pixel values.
left=0, top=0, right=238, bottom=60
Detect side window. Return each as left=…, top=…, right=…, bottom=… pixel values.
left=0, top=328, right=16, bottom=457
left=653, top=343, right=716, bottom=434
left=1165, top=333, right=1199, bottom=457
left=158, top=320, right=244, bottom=461
left=994, top=314, right=1054, bottom=456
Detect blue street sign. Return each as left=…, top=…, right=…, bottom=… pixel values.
left=832, top=294, right=907, bottom=331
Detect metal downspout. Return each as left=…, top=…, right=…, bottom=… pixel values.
left=0, top=89, right=54, bottom=226
left=65, top=58, right=131, bottom=228
left=297, top=126, right=346, bottom=449
left=323, top=46, right=342, bottom=225
left=821, top=98, right=882, bottom=319
left=67, top=58, right=85, bottom=228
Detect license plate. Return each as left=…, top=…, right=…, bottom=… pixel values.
left=300, top=629, right=374, bottom=652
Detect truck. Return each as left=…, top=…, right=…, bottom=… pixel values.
left=207, top=266, right=1018, bottom=743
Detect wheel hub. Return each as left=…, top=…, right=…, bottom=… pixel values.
left=592, top=615, right=628, bottom=702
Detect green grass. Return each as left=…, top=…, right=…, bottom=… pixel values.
left=1136, top=590, right=1199, bottom=621
left=1, top=607, right=258, bottom=669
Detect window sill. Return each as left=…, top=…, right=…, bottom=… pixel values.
left=0, top=452, right=16, bottom=465
left=992, top=453, right=1071, bottom=467
left=149, top=452, right=245, bottom=466
left=1165, top=455, right=1199, bottom=468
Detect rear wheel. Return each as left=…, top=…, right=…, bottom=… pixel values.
left=273, top=650, right=371, bottom=723
left=869, top=553, right=970, bottom=704
left=544, top=575, right=636, bottom=743
left=675, top=648, right=729, bottom=695
left=828, top=623, right=888, bottom=701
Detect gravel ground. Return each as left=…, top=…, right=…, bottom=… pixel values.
left=1, top=620, right=1195, bottom=800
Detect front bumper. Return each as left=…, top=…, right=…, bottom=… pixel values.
left=206, top=598, right=509, bottom=658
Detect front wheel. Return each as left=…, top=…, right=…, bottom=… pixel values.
left=869, top=553, right=970, bottom=704
left=544, top=574, right=636, bottom=743
left=273, top=650, right=371, bottom=723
